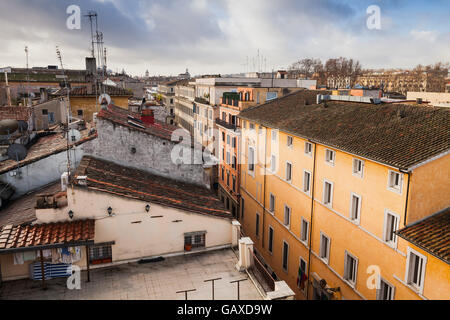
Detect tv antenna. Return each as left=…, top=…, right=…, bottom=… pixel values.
left=56, top=46, right=73, bottom=177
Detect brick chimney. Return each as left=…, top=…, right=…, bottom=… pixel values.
left=141, top=109, right=155, bottom=125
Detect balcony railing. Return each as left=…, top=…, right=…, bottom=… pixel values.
left=215, top=118, right=237, bottom=131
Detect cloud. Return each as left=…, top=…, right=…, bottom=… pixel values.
left=0, top=0, right=448, bottom=76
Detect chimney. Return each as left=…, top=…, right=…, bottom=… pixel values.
left=85, top=57, right=97, bottom=83
left=141, top=109, right=155, bottom=125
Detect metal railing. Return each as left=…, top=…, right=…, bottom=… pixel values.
left=249, top=248, right=275, bottom=292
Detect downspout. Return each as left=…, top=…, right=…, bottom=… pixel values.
left=402, top=171, right=411, bottom=227
left=306, top=141, right=317, bottom=300
left=261, top=126, right=268, bottom=249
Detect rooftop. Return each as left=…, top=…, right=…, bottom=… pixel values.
left=0, top=182, right=61, bottom=227
left=0, top=106, right=32, bottom=121
left=397, top=208, right=449, bottom=264
left=97, top=104, right=178, bottom=141
left=69, top=84, right=132, bottom=97
left=239, top=90, right=450, bottom=170
left=73, top=156, right=231, bottom=219
left=0, top=129, right=97, bottom=175
left=0, top=248, right=262, bottom=300
left=0, top=219, right=95, bottom=253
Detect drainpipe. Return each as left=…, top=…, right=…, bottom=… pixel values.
left=306, top=141, right=317, bottom=300
left=401, top=170, right=411, bottom=227
left=261, top=126, right=268, bottom=249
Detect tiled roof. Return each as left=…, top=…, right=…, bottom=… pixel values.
left=239, top=90, right=450, bottom=169
left=69, top=84, right=132, bottom=97
left=0, top=129, right=97, bottom=175
left=160, top=79, right=191, bottom=86
left=97, top=104, right=177, bottom=141
left=0, top=182, right=61, bottom=227
left=397, top=209, right=449, bottom=264
left=0, top=219, right=95, bottom=251
left=0, top=106, right=32, bottom=121
left=73, top=156, right=231, bottom=219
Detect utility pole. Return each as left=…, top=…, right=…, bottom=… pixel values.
left=1, top=68, right=12, bottom=106
left=25, top=46, right=31, bottom=106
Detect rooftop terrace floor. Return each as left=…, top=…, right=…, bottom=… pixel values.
left=0, top=248, right=263, bottom=300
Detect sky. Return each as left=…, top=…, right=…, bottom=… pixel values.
left=0, top=0, right=449, bottom=77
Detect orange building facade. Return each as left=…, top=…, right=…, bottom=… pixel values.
left=237, top=92, right=449, bottom=300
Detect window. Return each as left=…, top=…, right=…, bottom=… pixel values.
left=249, top=123, right=255, bottom=130
left=344, top=251, right=358, bottom=286
left=323, top=181, right=333, bottom=207
left=241, top=198, right=245, bottom=220
left=352, top=158, right=364, bottom=178
left=268, top=227, right=274, bottom=254
left=325, top=149, right=335, bottom=165
left=272, top=131, right=277, bottom=141
left=305, top=142, right=312, bottom=155
left=298, top=257, right=308, bottom=293
left=77, top=110, right=83, bottom=116
left=284, top=205, right=291, bottom=228
left=377, top=278, right=395, bottom=300
left=286, top=162, right=292, bottom=182
left=383, top=211, right=400, bottom=247
left=221, top=167, right=224, bottom=181
left=184, top=232, right=206, bottom=249
left=232, top=176, right=236, bottom=192
left=270, top=155, right=276, bottom=173
left=300, top=218, right=309, bottom=244
left=222, top=148, right=225, bottom=161
left=227, top=171, right=230, bottom=186
left=287, top=136, right=293, bottom=147
left=388, top=171, right=403, bottom=193
left=89, top=243, right=112, bottom=264
left=170, top=98, right=174, bottom=104
left=248, top=147, right=255, bottom=172
left=42, top=109, right=48, bottom=115
left=232, top=156, right=237, bottom=169
left=243, top=121, right=247, bottom=129
left=282, top=241, right=289, bottom=272
left=232, top=137, right=236, bottom=148
left=227, top=135, right=230, bottom=145
left=350, top=193, right=362, bottom=224
left=226, top=152, right=230, bottom=165
left=222, top=132, right=225, bottom=142
left=269, top=193, right=275, bottom=213
left=406, top=248, right=427, bottom=293
left=319, top=233, right=330, bottom=263
left=303, top=171, right=311, bottom=194
left=255, top=213, right=260, bottom=238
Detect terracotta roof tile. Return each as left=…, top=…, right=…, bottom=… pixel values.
left=0, top=219, right=95, bottom=251
left=239, top=90, right=450, bottom=169
left=397, top=208, right=449, bottom=264
left=97, top=104, right=178, bottom=141
left=73, top=156, right=231, bottom=219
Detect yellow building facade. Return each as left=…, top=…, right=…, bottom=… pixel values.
left=237, top=93, right=449, bottom=300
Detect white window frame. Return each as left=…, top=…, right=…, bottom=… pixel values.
left=270, top=154, right=277, bottom=173
left=255, top=212, right=260, bottom=238
left=303, top=170, right=312, bottom=195
left=405, top=247, right=427, bottom=294
left=343, top=250, right=358, bottom=287
left=284, top=205, right=291, bottom=228
left=272, top=130, right=277, bottom=142
left=325, top=149, right=336, bottom=166
left=319, top=232, right=331, bottom=264
left=383, top=210, right=400, bottom=248
left=287, top=136, right=293, bottom=148
left=268, top=226, right=274, bottom=254
left=323, top=180, right=334, bottom=207
left=285, top=161, right=292, bottom=182
left=282, top=240, right=289, bottom=272
left=377, top=276, right=395, bottom=300
left=349, top=192, right=362, bottom=225
left=300, top=217, right=309, bottom=245
left=269, top=193, right=276, bottom=213
left=352, top=158, right=365, bottom=178
left=387, top=170, right=403, bottom=194
left=298, top=257, right=308, bottom=294
left=248, top=146, right=255, bottom=175
left=305, top=142, right=313, bottom=156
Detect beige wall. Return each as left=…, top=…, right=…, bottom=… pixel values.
left=0, top=187, right=232, bottom=281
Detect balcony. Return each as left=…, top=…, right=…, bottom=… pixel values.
left=215, top=118, right=237, bottom=131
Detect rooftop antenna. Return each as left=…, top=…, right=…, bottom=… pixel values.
left=56, top=46, right=73, bottom=178
left=85, top=11, right=97, bottom=58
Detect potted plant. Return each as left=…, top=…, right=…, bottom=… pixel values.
left=185, top=244, right=192, bottom=251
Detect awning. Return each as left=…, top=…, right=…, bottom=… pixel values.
left=0, top=219, right=95, bottom=254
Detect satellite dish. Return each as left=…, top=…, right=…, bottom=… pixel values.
left=0, top=120, right=19, bottom=135
left=17, top=120, right=28, bottom=133
left=67, top=129, right=81, bottom=143
left=7, top=144, right=28, bottom=161
left=99, top=93, right=111, bottom=106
